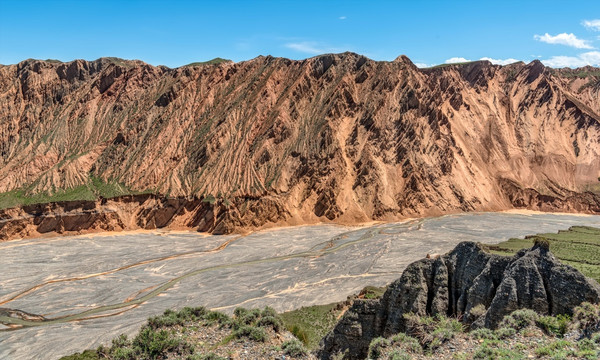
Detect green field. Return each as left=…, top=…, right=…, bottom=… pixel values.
left=483, top=226, right=600, bottom=283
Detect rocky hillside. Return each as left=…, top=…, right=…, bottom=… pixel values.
left=318, top=241, right=600, bottom=359
left=1, top=54, right=599, bottom=233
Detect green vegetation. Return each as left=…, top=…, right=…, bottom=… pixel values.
left=403, top=313, right=463, bottom=349
left=483, top=226, right=600, bottom=282
left=185, top=58, right=231, bottom=67
left=61, top=306, right=288, bottom=360
left=369, top=305, right=600, bottom=359
left=280, top=302, right=343, bottom=349
left=360, top=285, right=386, bottom=299
left=558, top=69, right=600, bottom=79
left=0, top=176, right=151, bottom=209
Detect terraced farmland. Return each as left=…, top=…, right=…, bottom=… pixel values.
left=484, top=226, right=600, bottom=282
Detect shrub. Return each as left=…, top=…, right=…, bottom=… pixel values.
left=257, top=315, right=283, bottom=332
left=368, top=337, right=391, bottom=359
left=132, top=326, right=185, bottom=359
left=573, top=302, right=600, bottom=337
left=234, top=307, right=249, bottom=318
left=389, top=333, right=422, bottom=353
left=205, top=311, right=230, bottom=325
left=468, top=304, right=487, bottom=321
left=499, top=309, right=539, bottom=330
left=495, top=326, right=516, bottom=339
left=148, top=307, right=208, bottom=329
left=533, top=237, right=550, bottom=250
left=261, top=306, right=278, bottom=318
left=388, top=350, right=411, bottom=360
left=403, top=313, right=462, bottom=348
left=534, top=339, right=570, bottom=357
left=537, top=314, right=571, bottom=336
left=470, top=328, right=498, bottom=340
left=232, top=325, right=267, bottom=342
left=281, top=338, right=308, bottom=356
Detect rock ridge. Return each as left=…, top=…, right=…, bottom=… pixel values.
left=318, top=241, right=600, bottom=359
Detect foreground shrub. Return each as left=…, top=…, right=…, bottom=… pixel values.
left=404, top=313, right=462, bottom=348
left=368, top=337, right=391, bottom=359
left=573, top=302, right=600, bottom=337
left=537, top=314, right=571, bottom=336
left=232, top=325, right=267, bottom=342
left=133, top=326, right=188, bottom=358
left=499, top=309, right=539, bottom=330
left=281, top=338, right=308, bottom=356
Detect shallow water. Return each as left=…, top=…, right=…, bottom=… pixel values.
left=1, top=212, right=600, bottom=359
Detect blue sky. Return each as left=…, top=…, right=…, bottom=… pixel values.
left=1, top=0, right=600, bottom=68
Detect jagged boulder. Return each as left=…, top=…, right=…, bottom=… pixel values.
left=318, top=241, right=600, bottom=360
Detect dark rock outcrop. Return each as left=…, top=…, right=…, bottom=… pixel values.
left=318, top=242, right=600, bottom=360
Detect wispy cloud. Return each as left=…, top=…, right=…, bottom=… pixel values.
left=339, top=16, right=347, bottom=20
left=444, top=57, right=520, bottom=65
left=284, top=41, right=344, bottom=55
left=541, top=51, right=600, bottom=68
left=445, top=57, right=471, bottom=64
left=480, top=57, right=521, bottom=65
left=534, top=33, right=594, bottom=49
left=414, top=62, right=431, bottom=68
left=583, top=19, right=600, bottom=31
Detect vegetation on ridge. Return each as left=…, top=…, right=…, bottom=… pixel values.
left=0, top=175, right=152, bottom=209
left=483, top=226, right=600, bottom=283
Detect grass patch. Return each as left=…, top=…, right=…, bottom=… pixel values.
left=0, top=175, right=151, bottom=209
left=280, top=302, right=344, bottom=350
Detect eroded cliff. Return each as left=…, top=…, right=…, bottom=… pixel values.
left=0, top=54, right=599, bottom=236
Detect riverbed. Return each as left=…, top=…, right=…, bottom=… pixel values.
left=2, top=212, right=600, bottom=359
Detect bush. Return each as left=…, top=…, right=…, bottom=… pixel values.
left=261, top=306, right=278, bottom=318
left=257, top=315, right=283, bottom=332
left=468, top=304, right=487, bottom=322
left=495, top=326, right=516, bottom=339
left=389, top=333, right=422, bottom=353
left=133, top=326, right=186, bottom=359
left=232, top=325, right=267, bottom=342
left=573, top=302, right=600, bottom=337
left=205, top=311, right=231, bottom=325
left=533, top=237, right=550, bottom=250
left=499, top=309, right=539, bottom=330
left=388, top=350, right=411, bottom=360
left=281, top=338, right=308, bottom=356
left=537, top=314, right=571, bottom=336
left=368, top=337, right=391, bottom=359
left=470, top=328, right=498, bottom=340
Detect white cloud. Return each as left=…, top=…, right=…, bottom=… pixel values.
left=480, top=57, right=521, bottom=65
left=583, top=19, right=600, bottom=31
left=444, top=57, right=521, bottom=66
left=339, top=16, right=347, bottom=20
left=541, top=51, right=600, bottom=68
left=445, top=57, right=471, bottom=64
left=414, top=62, right=431, bottom=68
left=284, top=41, right=344, bottom=55
left=534, top=33, right=594, bottom=49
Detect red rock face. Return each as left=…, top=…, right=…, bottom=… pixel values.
left=0, top=53, right=598, bottom=234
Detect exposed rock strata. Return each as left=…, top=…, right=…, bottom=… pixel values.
left=0, top=194, right=289, bottom=240
left=318, top=242, right=600, bottom=360
left=0, top=54, right=599, bottom=232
